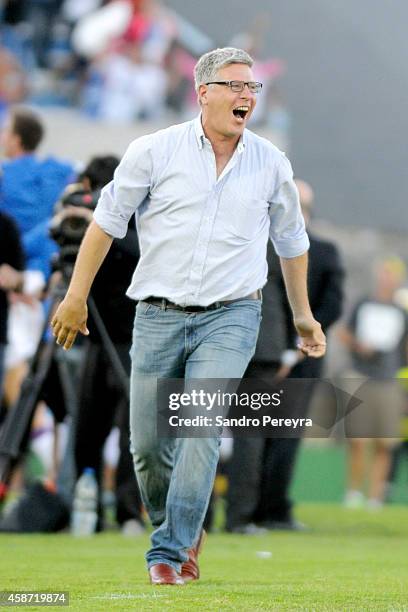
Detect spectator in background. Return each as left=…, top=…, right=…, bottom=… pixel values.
left=0, top=106, right=74, bottom=407
left=229, top=13, right=289, bottom=147
left=95, top=40, right=167, bottom=122
left=225, top=239, right=287, bottom=534
left=77, top=0, right=173, bottom=121
left=338, top=257, right=408, bottom=509
left=0, top=107, right=73, bottom=239
left=66, top=156, right=145, bottom=535
left=226, top=179, right=344, bottom=533
left=1, top=0, right=35, bottom=71
left=0, top=45, right=27, bottom=121
left=386, top=291, right=408, bottom=499
left=23, top=0, right=65, bottom=69
left=253, top=179, right=344, bottom=530
left=0, top=211, right=24, bottom=400
left=123, top=0, right=175, bottom=65
left=1, top=0, right=79, bottom=106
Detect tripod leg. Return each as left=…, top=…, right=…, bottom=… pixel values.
left=87, top=295, right=130, bottom=400
left=0, top=283, right=68, bottom=506
left=55, top=349, right=83, bottom=505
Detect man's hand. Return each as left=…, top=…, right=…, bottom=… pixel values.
left=51, top=294, right=89, bottom=350
left=280, top=254, right=326, bottom=358
left=294, top=316, right=326, bottom=358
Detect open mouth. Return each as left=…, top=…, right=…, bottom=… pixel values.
left=232, top=106, right=250, bottom=121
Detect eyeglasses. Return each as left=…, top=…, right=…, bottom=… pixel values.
left=205, top=80, right=263, bottom=94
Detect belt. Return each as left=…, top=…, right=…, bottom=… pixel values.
left=142, top=290, right=261, bottom=313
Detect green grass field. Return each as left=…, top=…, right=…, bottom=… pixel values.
left=1, top=503, right=408, bottom=611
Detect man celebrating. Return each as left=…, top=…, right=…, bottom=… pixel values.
left=51, top=47, right=326, bottom=585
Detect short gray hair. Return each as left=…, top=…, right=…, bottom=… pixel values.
left=194, top=47, right=254, bottom=92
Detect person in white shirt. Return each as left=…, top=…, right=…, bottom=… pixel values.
left=51, top=47, right=326, bottom=585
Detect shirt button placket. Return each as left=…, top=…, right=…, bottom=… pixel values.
left=187, top=190, right=216, bottom=302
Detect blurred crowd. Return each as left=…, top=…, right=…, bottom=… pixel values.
left=0, top=0, right=288, bottom=136
left=0, top=9, right=407, bottom=534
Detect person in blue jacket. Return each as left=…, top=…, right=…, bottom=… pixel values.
left=0, top=105, right=74, bottom=406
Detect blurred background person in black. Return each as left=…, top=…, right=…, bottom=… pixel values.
left=225, top=240, right=288, bottom=534
left=62, top=155, right=145, bottom=534
left=253, top=179, right=344, bottom=530
left=226, top=178, right=344, bottom=533
left=0, top=211, right=24, bottom=402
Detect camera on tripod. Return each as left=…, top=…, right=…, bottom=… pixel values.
left=50, top=184, right=100, bottom=280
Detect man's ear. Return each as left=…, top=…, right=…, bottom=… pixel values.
left=198, top=84, right=208, bottom=106
left=10, top=132, right=19, bottom=147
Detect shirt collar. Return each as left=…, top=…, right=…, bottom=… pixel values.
left=194, top=114, right=246, bottom=154
left=194, top=114, right=206, bottom=149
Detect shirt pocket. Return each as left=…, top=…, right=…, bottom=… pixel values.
left=220, top=190, right=270, bottom=241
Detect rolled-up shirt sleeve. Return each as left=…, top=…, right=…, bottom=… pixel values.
left=93, top=134, right=153, bottom=238
left=268, top=154, right=310, bottom=258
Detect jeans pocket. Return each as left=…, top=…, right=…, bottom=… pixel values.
left=222, top=298, right=262, bottom=313
left=136, top=301, right=161, bottom=319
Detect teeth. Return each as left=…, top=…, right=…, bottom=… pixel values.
left=235, top=106, right=249, bottom=111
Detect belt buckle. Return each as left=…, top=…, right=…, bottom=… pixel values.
left=186, top=305, right=202, bottom=313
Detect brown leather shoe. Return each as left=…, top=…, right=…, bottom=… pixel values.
left=181, top=530, right=206, bottom=582
left=149, top=563, right=184, bottom=585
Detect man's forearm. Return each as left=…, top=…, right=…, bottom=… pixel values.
left=67, top=220, right=113, bottom=301
left=279, top=252, right=313, bottom=321
left=279, top=252, right=326, bottom=358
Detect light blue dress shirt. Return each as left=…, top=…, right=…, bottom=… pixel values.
left=93, top=116, right=309, bottom=307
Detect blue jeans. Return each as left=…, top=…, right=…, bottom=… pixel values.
left=129, top=298, right=261, bottom=571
